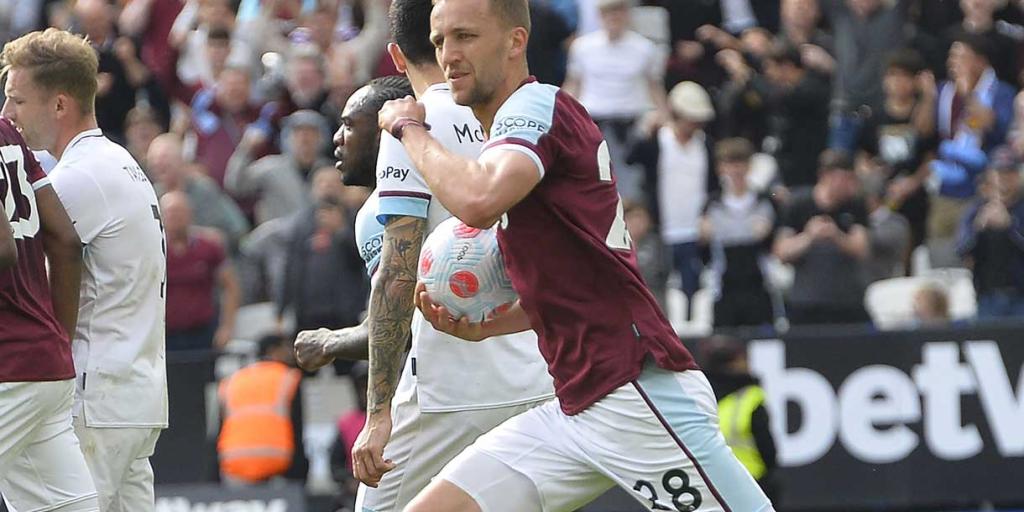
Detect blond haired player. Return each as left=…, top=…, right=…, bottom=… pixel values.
left=2, top=29, right=167, bottom=511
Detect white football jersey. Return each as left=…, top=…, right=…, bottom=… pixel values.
left=49, top=129, right=168, bottom=428
left=365, top=83, right=553, bottom=412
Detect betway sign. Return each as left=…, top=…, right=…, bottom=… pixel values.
left=155, top=484, right=305, bottom=512
left=741, top=326, right=1024, bottom=510
left=156, top=498, right=288, bottom=512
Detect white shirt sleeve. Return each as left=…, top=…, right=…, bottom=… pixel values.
left=375, top=131, right=432, bottom=224
left=49, top=164, right=112, bottom=244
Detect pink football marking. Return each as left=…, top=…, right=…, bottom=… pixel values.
left=449, top=271, right=480, bottom=298
left=420, top=249, right=433, bottom=275
left=487, top=301, right=515, bottom=320
left=453, top=222, right=482, bottom=239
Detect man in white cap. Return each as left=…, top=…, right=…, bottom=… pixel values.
left=627, top=81, right=716, bottom=322
left=563, top=0, right=669, bottom=203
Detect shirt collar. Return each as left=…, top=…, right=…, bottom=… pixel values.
left=65, top=128, right=104, bottom=153
left=425, top=82, right=450, bottom=96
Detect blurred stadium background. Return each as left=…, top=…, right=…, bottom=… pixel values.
left=3, top=0, right=1024, bottom=510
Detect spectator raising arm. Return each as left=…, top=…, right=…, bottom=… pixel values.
left=0, top=204, right=16, bottom=270
left=118, top=0, right=155, bottom=36
left=36, top=185, right=83, bottom=338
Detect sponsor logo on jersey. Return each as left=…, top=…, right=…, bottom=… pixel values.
left=360, top=233, right=383, bottom=264
left=454, top=122, right=486, bottom=144
left=492, top=116, right=548, bottom=138
left=378, top=166, right=410, bottom=181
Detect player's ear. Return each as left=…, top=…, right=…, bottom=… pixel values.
left=53, top=93, right=68, bottom=118
left=388, top=43, right=408, bottom=74
left=508, top=26, right=528, bottom=59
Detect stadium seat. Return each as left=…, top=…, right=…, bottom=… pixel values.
left=667, top=287, right=714, bottom=337
left=864, top=270, right=976, bottom=329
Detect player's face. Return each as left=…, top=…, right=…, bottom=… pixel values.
left=334, top=86, right=378, bottom=187
left=431, top=0, right=510, bottom=108
left=1, top=68, right=59, bottom=152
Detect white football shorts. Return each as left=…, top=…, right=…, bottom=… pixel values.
left=437, top=361, right=775, bottom=512
left=356, top=382, right=549, bottom=512
left=0, top=379, right=98, bottom=512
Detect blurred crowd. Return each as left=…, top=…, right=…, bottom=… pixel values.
left=4, top=0, right=1024, bottom=347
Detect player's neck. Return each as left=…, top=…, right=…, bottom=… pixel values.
left=53, top=116, right=100, bottom=160
left=407, top=65, right=446, bottom=99
left=476, top=67, right=530, bottom=135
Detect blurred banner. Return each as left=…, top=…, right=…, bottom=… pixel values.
left=155, top=483, right=306, bottom=512
left=750, top=324, right=1024, bottom=511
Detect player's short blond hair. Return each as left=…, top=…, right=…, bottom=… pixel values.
left=1, top=29, right=99, bottom=115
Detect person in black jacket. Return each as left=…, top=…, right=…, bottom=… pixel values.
left=718, top=41, right=832, bottom=192
left=277, top=171, right=369, bottom=374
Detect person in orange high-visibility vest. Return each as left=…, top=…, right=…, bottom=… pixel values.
left=218, top=334, right=308, bottom=485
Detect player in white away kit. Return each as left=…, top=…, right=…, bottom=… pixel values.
left=2, top=30, right=167, bottom=512
left=294, top=7, right=551, bottom=508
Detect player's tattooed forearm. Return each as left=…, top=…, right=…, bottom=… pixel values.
left=367, top=216, right=427, bottom=415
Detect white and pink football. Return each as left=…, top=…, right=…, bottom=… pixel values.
left=418, top=217, right=518, bottom=322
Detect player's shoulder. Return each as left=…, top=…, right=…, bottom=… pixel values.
left=492, top=81, right=561, bottom=138
left=0, top=117, right=21, bottom=144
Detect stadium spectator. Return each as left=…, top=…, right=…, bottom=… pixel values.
left=863, top=170, right=913, bottom=282
left=118, top=0, right=185, bottom=101
left=163, top=192, right=241, bottom=352
left=956, top=147, right=1024, bottom=318
left=564, top=0, right=669, bottom=201
left=699, top=335, right=779, bottom=503
left=701, top=138, right=777, bottom=328
left=330, top=361, right=369, bottom=510
left=124, top=105, right=165, bottom=175
left=856, top=49, right=936, bottom=269
left=945, top=0, right=1022, bottom=85
left=173, top=0, right=252, bottom=95
left=774, top=150, right=872, bottom=325
left=74, top=0, right=148, bottom=143
left=912, top=283, right=953, bottom=326
left=526, top=0, right=575, bottom=86
left=778, top=0, right=833, bottom=60
left=274, top=45, right=332, bottom=123
left=226, top=109, right=332, bottom=225
left=277, top=169, right=368, bottom=346
left=624, top=201, right=670, bottom=311
left=217, top=333, right=308, bottom=486
left=718, top=42, right=831, bottom=191
left=188, top=65, right=268, bottom=188
left=929, top=33, right=1015, bottom=266
left=237, top=216, right=291, bottom=305
left=148, top=133, right=250, bottom=251
left=821, top=0, right=910, bottom=152
left=627, top=81, right=716, bottom=320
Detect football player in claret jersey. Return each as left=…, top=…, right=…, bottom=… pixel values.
left=0, top=118, right=99, bottom=510
left=295, top=1, right=553, bottom=508
left=2, top=29, right=167, bottom=511
left=376, top=0, right=778, bottom=511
